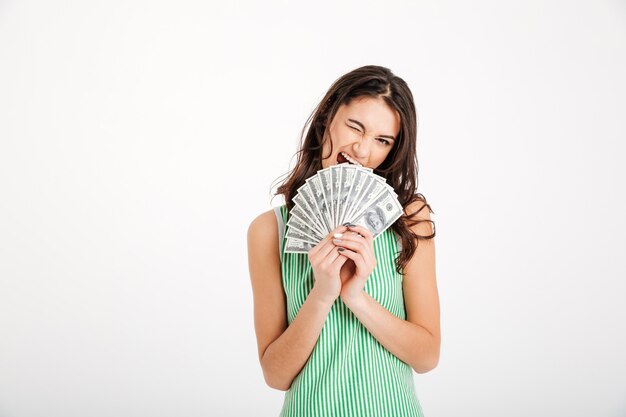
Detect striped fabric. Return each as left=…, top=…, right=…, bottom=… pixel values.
left=275, top=205, right=424, bottom=417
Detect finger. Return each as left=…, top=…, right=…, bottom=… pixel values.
left=336, top=247, right=369, bottom=273
left=320, top=225, right=353, bottom=253
left=311, top=236, right=341, bottom=263
left=334, top=232, right=368, bottom=243
left=334, top=232, right=374, bottom=257
left=334, top=238, right=375, bottom=264
left=333, top=238, right=368, bottom=254
left=309, top=225, right=349, bottom=257
left=311, top=225, right=353, bottom=263
left=346, top=224, right=374, bottom=240
left=330, top=250, right=349, bottom=270
left=320, top=242, right=346, bottom=266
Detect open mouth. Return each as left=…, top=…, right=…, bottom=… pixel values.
left=337, top=151, right=363, bottom=167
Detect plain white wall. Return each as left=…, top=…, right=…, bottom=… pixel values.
left=1, top=1, right=625, bottom=416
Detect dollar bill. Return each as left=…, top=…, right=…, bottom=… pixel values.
left=284, top=237, right=315, bottom=253
left=295, top=185, right=327, bottom=234
left=351, top=188, right=404, bottom=237
left=315, top=169, right=334, bottom=228
left=331, top=164, right=343, bottom=227
left=283, top=164, right=403, bottom=253
left=335, top=163, right=358, bottom=225
left=292, top=194, right=326, bottom=237
left=345, top=175, right=389, bottom=222
left=286, top=212, right=324, bottom=241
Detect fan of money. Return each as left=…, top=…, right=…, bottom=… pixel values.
left=284, top=162, right=403, bottom=253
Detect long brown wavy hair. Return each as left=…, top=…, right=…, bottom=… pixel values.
left=273, top=65, right=436, bottom=275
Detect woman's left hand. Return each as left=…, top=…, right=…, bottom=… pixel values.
left=333, top=224, right=376, bottom=303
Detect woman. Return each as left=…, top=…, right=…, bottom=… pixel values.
left=247, top=65, right=439, bottom=417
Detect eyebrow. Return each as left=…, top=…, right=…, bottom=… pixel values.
left=347, top=118, right=397, bottom=141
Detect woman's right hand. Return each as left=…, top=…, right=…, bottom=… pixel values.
left=308, top=225, right=350, bottom=304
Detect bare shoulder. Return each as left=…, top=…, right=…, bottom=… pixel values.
left=247, top=208, right=281, bottom=269
left=248, top=209, right=279, bottom=247
left=248, top=207, right=285, bottom=289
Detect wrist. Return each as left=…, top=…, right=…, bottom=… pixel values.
left=340, top=289, right=368, bottom=309
left=309, top=285, right=337, bottom=308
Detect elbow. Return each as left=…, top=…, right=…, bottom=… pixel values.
left=412, top=352, right=440, bottom=374
left=412, top=360, right=438, bottom=374
left=262, top=369, right=292, bottom=391
left=267, top=380, right=291, bottom=391
left=261, top=353, right=292, bottom=391
left=412, top=333, right=440, bottom=374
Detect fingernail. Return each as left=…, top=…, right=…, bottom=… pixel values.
left=333, top=238, right=342, bottom=244
left=333, top=233, right=343, bottom=238
left=337, top=247, right=345, bottom=252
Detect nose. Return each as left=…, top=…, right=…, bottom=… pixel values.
left=352, top=135, right=372, bottom=160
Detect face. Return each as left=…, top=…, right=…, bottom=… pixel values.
left=321, top=96, right=401, bottom=169
left=366, top=210, right=384, bottom=231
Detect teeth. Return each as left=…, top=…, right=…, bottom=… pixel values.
left=341, top=152, right=363, bottom=167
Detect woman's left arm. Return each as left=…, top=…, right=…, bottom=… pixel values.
left=338, top=201, right=440, bottom=374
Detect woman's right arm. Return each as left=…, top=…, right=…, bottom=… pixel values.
left=247, top=210, right=348, bottom=391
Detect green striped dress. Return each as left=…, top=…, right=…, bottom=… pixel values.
left=274, top=205, right=424, bottom=417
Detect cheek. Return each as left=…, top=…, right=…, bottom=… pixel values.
left=321, top=131, right=332, bottom=151
left=325, top=130, right=344, bottom=153
left=321, top=132, right=336, bottom=164
left=321, top=138, right=329, bottom=154
left=376, top=146, right=394, bottom=162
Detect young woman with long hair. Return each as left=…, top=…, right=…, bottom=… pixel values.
left=247, top=65, right=439, bottom=417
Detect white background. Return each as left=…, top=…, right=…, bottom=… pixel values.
left=1, top=1, right=625, bottom=416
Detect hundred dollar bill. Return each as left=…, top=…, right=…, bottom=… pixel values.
left=294, top=186, right=327, bottom=234
left=342, top=174, right=373, bottom=222
left=307, top=174, right=333, bottom=231
left=318, top=168, right=334, bottom=227
left=351, top=189, right=403, bottom=237
left=290, top=198, right=326, bottom=237
left=345, top=175, right=389, bottom=222
left=286, top=213, right=324, bottom=242
left=336, top=164, right=359, bottom=224
left=286, top=164, right=402, bottom=249
left=341, top=168, right=366, bottom=222
left=286, top=226, right=319, bottom=244
left=330, top=164, right=343, bottom=227
left=284, top=237, right=315, bottom=253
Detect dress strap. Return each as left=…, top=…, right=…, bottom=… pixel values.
left=273, top=206, right=285, bottom=264
left=396, top=233, right=402, bottom=252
